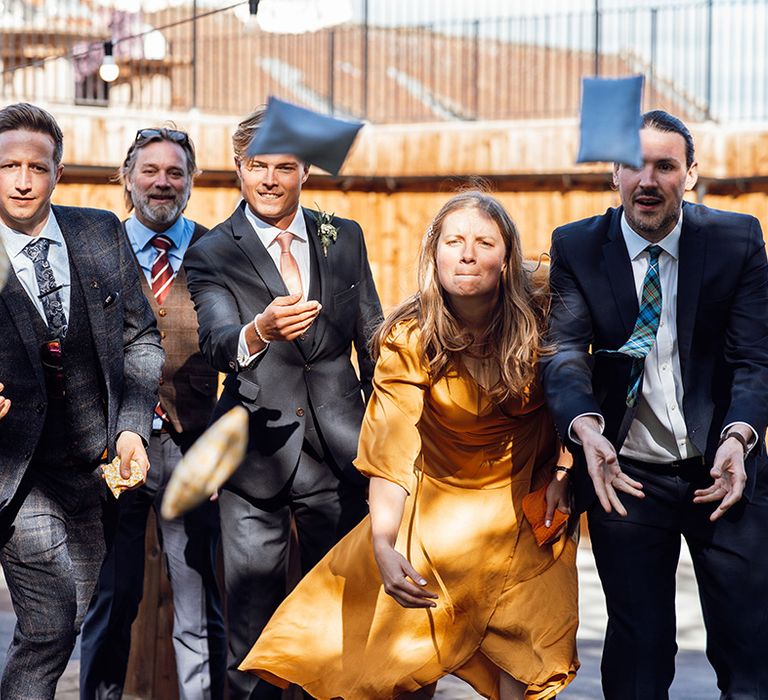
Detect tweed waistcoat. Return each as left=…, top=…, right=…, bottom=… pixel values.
left=134, top=223, right=217, bottom=435
left=31, top=260, right=107, bottom=469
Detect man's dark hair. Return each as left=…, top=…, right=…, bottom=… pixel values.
left=117, top=126, right=197, bottom=211
left=0, top=102, right=63, bottom=166
left=642, top=110, right=695, bottom=168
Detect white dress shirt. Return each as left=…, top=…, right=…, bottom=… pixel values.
left=569, top=210, right=756, bottom=460
left=619, top=213, right=699, bottom=462
left=0, top=212, right=70, bottom=324
left=237, top=204, right=311, bottom=367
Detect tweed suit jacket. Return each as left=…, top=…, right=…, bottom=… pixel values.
left=541, top=202, right=768, bottom=506
left=0, top=205, right=164, bottom=518
left=185, top=202, right=383, bottom=500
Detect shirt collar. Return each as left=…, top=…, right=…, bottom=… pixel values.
left=243, top=203, right=307, bottom=249
left=126, top=214, right=189, bottom=249
left=0, top=211, right=64, bottom=259
left=125, top=214, right=191, bottom=261
left=620, top=210, right=682, bottom=262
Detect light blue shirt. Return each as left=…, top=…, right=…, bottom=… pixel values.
left=124, top=214, right=195, bottom=284
left=0, top=212, right=71, bottom=323
left=124, top=214, right=195, bottom=430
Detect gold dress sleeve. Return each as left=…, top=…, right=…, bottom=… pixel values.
left=354, top=320, right=429, bottom=494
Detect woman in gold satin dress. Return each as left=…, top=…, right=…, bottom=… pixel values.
left=239, top=192, right=579, bottom=699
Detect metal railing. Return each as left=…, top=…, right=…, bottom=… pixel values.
left=0, top=0, right=765, bottom=123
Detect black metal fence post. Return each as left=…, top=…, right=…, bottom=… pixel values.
left=593, top=0, right=601, bottom=75
left=191, top=0, right=197, bottom=110
left=705, top=0, right=714, bottom=120
left=362, top=0, right=369, bottom=119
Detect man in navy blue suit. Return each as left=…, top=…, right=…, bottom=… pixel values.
left=542, top=110, right=768, bottom=699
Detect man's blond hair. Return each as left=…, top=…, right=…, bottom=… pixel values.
left=232, top=107, right=266, bottom=160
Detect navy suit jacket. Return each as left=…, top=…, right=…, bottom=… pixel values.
left=0, top=205, right=163, bottom=518
left=185, top=203, right=383, bottom=500
left=541, top=202, right=768, bottom=506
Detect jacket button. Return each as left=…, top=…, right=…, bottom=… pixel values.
left=296, top=407, right=305, bottom=417
left=304, top=364, right=311, bottom=372
left=228, top=361, right=237, bottom=370
left=158, top=308, right=167, bottom=317
left=36, top=403, right=45, bottom=414
left=299, top=334, right=306, bottom=342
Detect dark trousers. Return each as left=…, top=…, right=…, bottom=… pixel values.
left=220, top=443, right=367, bottom=700
left=0, top=466, right=107, bottom=700
left=79, top=433, right=226, bottom=700
left=589, top=457, right=768, bottom=700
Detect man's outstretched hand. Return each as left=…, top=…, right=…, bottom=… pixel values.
left=572, top=415, right=644, bottom=516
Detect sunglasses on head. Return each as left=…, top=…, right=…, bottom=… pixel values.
left=40, top=339, right=65, bottom=401
left=135, top=128, right=189, bottom=146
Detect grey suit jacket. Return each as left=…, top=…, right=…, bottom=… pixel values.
left=0, top=205, right=164, bottom=517
left=185, top=202, right=383, bottom=500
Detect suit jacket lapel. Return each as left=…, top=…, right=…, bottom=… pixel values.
left=603, top=208, right=639, bottom=340
left=230, top=202, right=288, bottom=300
left=0, top=269, right=45, bottom=388
left=55, top=207, right=113, bottom=381
left=304, top=209, right=332, bottom=355
left=676, top=205, right=705, bottom=381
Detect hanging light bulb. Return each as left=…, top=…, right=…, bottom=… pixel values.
left=98, top=41, right=120, bottom=83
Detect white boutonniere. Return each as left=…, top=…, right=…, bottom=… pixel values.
left=314, top=205, right=339, bottom=257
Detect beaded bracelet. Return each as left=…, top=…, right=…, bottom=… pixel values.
left=253, top=314, right=270, bottom=345
left=552, top=465, right=572, bottom=478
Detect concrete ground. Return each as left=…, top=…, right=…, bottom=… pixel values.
left=0, top=541, right=716, bottom=699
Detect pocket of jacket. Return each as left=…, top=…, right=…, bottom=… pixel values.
left=188, top=374, right=217, bottom=396
left=235, top=376, right=261, bottom=401
left=333, top=284, right=359, bottom=305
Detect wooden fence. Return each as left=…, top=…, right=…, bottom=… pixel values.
left=55, top=181, right=768, bottom=312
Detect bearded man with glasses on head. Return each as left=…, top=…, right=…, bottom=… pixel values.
left=80, top=126, right=226, bottom=700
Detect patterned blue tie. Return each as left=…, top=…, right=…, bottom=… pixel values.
left=21, top=237, right=68, bottom=339
left=599, top=245, right=663, bottom=407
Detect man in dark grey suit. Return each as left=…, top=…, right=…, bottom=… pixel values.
left=80, top=127, right=225, bottom=700
left=185, top=107, right=382, bottom=699
left=0, top=103, right=163, bottom=699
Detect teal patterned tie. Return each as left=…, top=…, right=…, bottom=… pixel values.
left=599, top=245, right=663, bottom=407
left=22, top=237, right=68, bottom=339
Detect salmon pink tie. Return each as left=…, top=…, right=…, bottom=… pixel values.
left=276, top=231, right=303, bottom=297
left=150, top=235, right=174, bottom=304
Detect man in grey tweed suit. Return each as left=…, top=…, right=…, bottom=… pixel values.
left=0, top=103, right=163, bottom=699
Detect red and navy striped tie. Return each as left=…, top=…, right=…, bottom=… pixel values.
left=150, top=234, right=174, bottom=304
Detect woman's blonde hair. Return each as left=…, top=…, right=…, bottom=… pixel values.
left=374, top=191, right=549, bottom=403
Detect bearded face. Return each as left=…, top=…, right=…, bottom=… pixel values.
left=127, top=140, right=192, bottom=231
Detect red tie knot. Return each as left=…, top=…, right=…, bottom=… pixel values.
left=151, top=235, right=173, bottom=252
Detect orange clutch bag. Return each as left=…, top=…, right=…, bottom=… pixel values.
left=522, top=483, right=569, bottom=547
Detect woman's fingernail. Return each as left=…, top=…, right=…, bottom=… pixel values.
left=545, top=520, right=551, bottom=528
left=419, top=579, right=427, bottom=585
